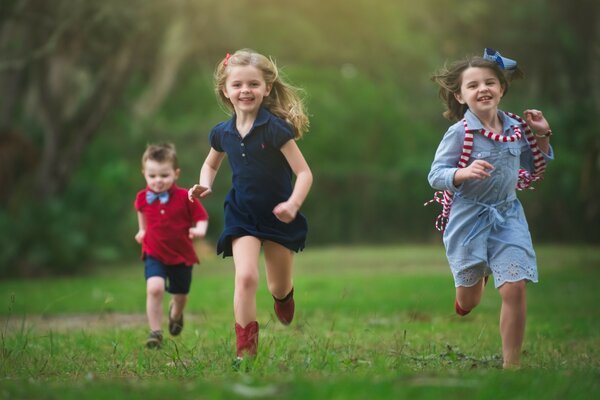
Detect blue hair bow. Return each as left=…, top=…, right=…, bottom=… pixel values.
left=483, top=48, right=517, bottom=70
left=146, top=190, right=170, bottom=204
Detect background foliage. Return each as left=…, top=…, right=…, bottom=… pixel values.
left=1, top=0, right=599, bottom=276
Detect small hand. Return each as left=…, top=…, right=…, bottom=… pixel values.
left=135, top=230, right=145, bottom=244
left=456, top=160, right=495, bottom=183
left=188, top=184, right=211, bottom=201
left=524, top=109, right=550, bottom=134
left=188, top=227, right=206, bottom=239
left=273, top=201, right=298, bottom=224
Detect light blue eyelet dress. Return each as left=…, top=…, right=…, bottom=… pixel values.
left=428, top=109, right=554, bottom=288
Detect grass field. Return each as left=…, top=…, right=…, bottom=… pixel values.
left=1, top=245, right=599, bottom=399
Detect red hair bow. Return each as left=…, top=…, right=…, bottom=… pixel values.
left=223, top=53, right=231, bottom=66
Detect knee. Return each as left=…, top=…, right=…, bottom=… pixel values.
left=500, top=280, right=527, bottom=303
left=147, top=283, right=164, bottom=298
left=267, top=281, right=291, bottom=299
left=236, top=270, right=259, bottom=292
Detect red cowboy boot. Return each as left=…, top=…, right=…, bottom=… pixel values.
left=235, top=321, right=259, bottom=358
left=273, top=288, right=295, bottom=325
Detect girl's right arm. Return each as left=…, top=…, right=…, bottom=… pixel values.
left=428, top=126, right=464, bottom=192
left=188, top=148, right=225, bottom=201
left=427, top=125, right=494, bottom=190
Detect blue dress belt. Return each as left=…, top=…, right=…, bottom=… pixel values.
left=456, top=194, right=518, bottom=246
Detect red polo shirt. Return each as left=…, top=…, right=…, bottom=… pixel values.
left=135, top=184, right=208, bottom=266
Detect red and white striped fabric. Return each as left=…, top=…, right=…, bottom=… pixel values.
left=425, top=112, right=546, bottom=232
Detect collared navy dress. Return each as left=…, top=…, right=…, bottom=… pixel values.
left=209, top=107, right=308, bottom=257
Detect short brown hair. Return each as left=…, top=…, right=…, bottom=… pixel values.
left=141, top=142, right=178, bottom=169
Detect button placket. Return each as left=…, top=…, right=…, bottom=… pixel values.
left=241, top=141, right=248, bottom=164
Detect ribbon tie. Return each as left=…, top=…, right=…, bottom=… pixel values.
left=483, top=48, right=518, bottom=70
left=146, top=190, right=170, bottom=204
left=460, top=196, right=517, bottom=246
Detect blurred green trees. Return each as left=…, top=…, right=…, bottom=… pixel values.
left=1, top=0, right=598, bottom=276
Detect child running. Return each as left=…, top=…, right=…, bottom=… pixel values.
left=427, top=48, right=554, bottom=368
left=188, top=49, right=312, bottom=359
left=135, top=142, right=209, bottom=348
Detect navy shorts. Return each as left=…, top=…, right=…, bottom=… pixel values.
left=144, top=254, right=193, bottom=294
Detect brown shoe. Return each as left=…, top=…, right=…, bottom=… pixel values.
left=273, top=288, right=295, bottom=325
left=235, top=321, right=259, bottom=358
left=168, top=302, right=184, bottom=336
left=146, top=330, right=163, bottom=349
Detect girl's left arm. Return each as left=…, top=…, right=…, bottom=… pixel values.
left=524, top=109, right=552, bottom=155
left=273, top=140, right=313, bottom=223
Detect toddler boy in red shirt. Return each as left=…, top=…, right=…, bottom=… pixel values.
left=135, top=143, right=208, bottom=348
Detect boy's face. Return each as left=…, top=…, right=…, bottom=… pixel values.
left=142, top=159, right=179, bottom=193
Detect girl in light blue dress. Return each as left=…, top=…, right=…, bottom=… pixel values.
left=427, top=49, right=554, bottom=368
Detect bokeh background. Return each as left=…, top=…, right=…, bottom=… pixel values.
left=1, top=0, right=598, bottom=277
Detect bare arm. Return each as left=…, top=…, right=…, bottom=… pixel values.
left=524, top=109, right=552, bottom=154
left=135, top=211, right=146, bottom=243
left=273, top=140, right=313, bottom=223
left=188, top=148, right=225, bottom=201
left=189, top=219, right=208, bottom=239
left=453, top=160, right=495, bottom=186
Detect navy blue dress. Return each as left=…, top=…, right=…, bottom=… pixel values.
left=209, top=107, right=308, bottom=257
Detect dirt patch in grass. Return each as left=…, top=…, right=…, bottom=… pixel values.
left=1, top=313, right=158, bottom=332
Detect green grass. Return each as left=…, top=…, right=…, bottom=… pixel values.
left=1, top=245, right=599, bottom=399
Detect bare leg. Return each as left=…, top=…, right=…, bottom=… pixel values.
left=232, top=236, right=262, bottom=327
left=498, top=280, right=527, bottom=368
left=146, top=277, right=165, bottom=331
left=170, top=294, right=188, bottom=320
left=456, top=276, right=487, bottom=312
left=263, top=240, right=294, bottom=299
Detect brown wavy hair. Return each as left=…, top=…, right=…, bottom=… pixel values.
left=431, top=56, right=523, bottom=122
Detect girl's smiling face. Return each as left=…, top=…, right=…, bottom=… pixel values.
left=454, top=67, right=505, bottom=118
left=222, top=65, right=271, bottom=116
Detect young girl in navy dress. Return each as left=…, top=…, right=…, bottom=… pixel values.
left=427, top=49, right=554, bottom=368
left=188, top=49, right=312, bottom=359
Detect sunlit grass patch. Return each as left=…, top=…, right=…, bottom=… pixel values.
left=1, top=245, right=599, bottom=398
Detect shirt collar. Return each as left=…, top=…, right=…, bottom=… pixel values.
left=464, top=109, right=513, bottom=133
left=222, top=107, right=272, bottom=134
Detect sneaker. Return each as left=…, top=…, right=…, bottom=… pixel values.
left=146, top=330, right=163, bottom=349
left=273, top=288, right=295, bottom=325
left=168, top=302, right=184, bottom=336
